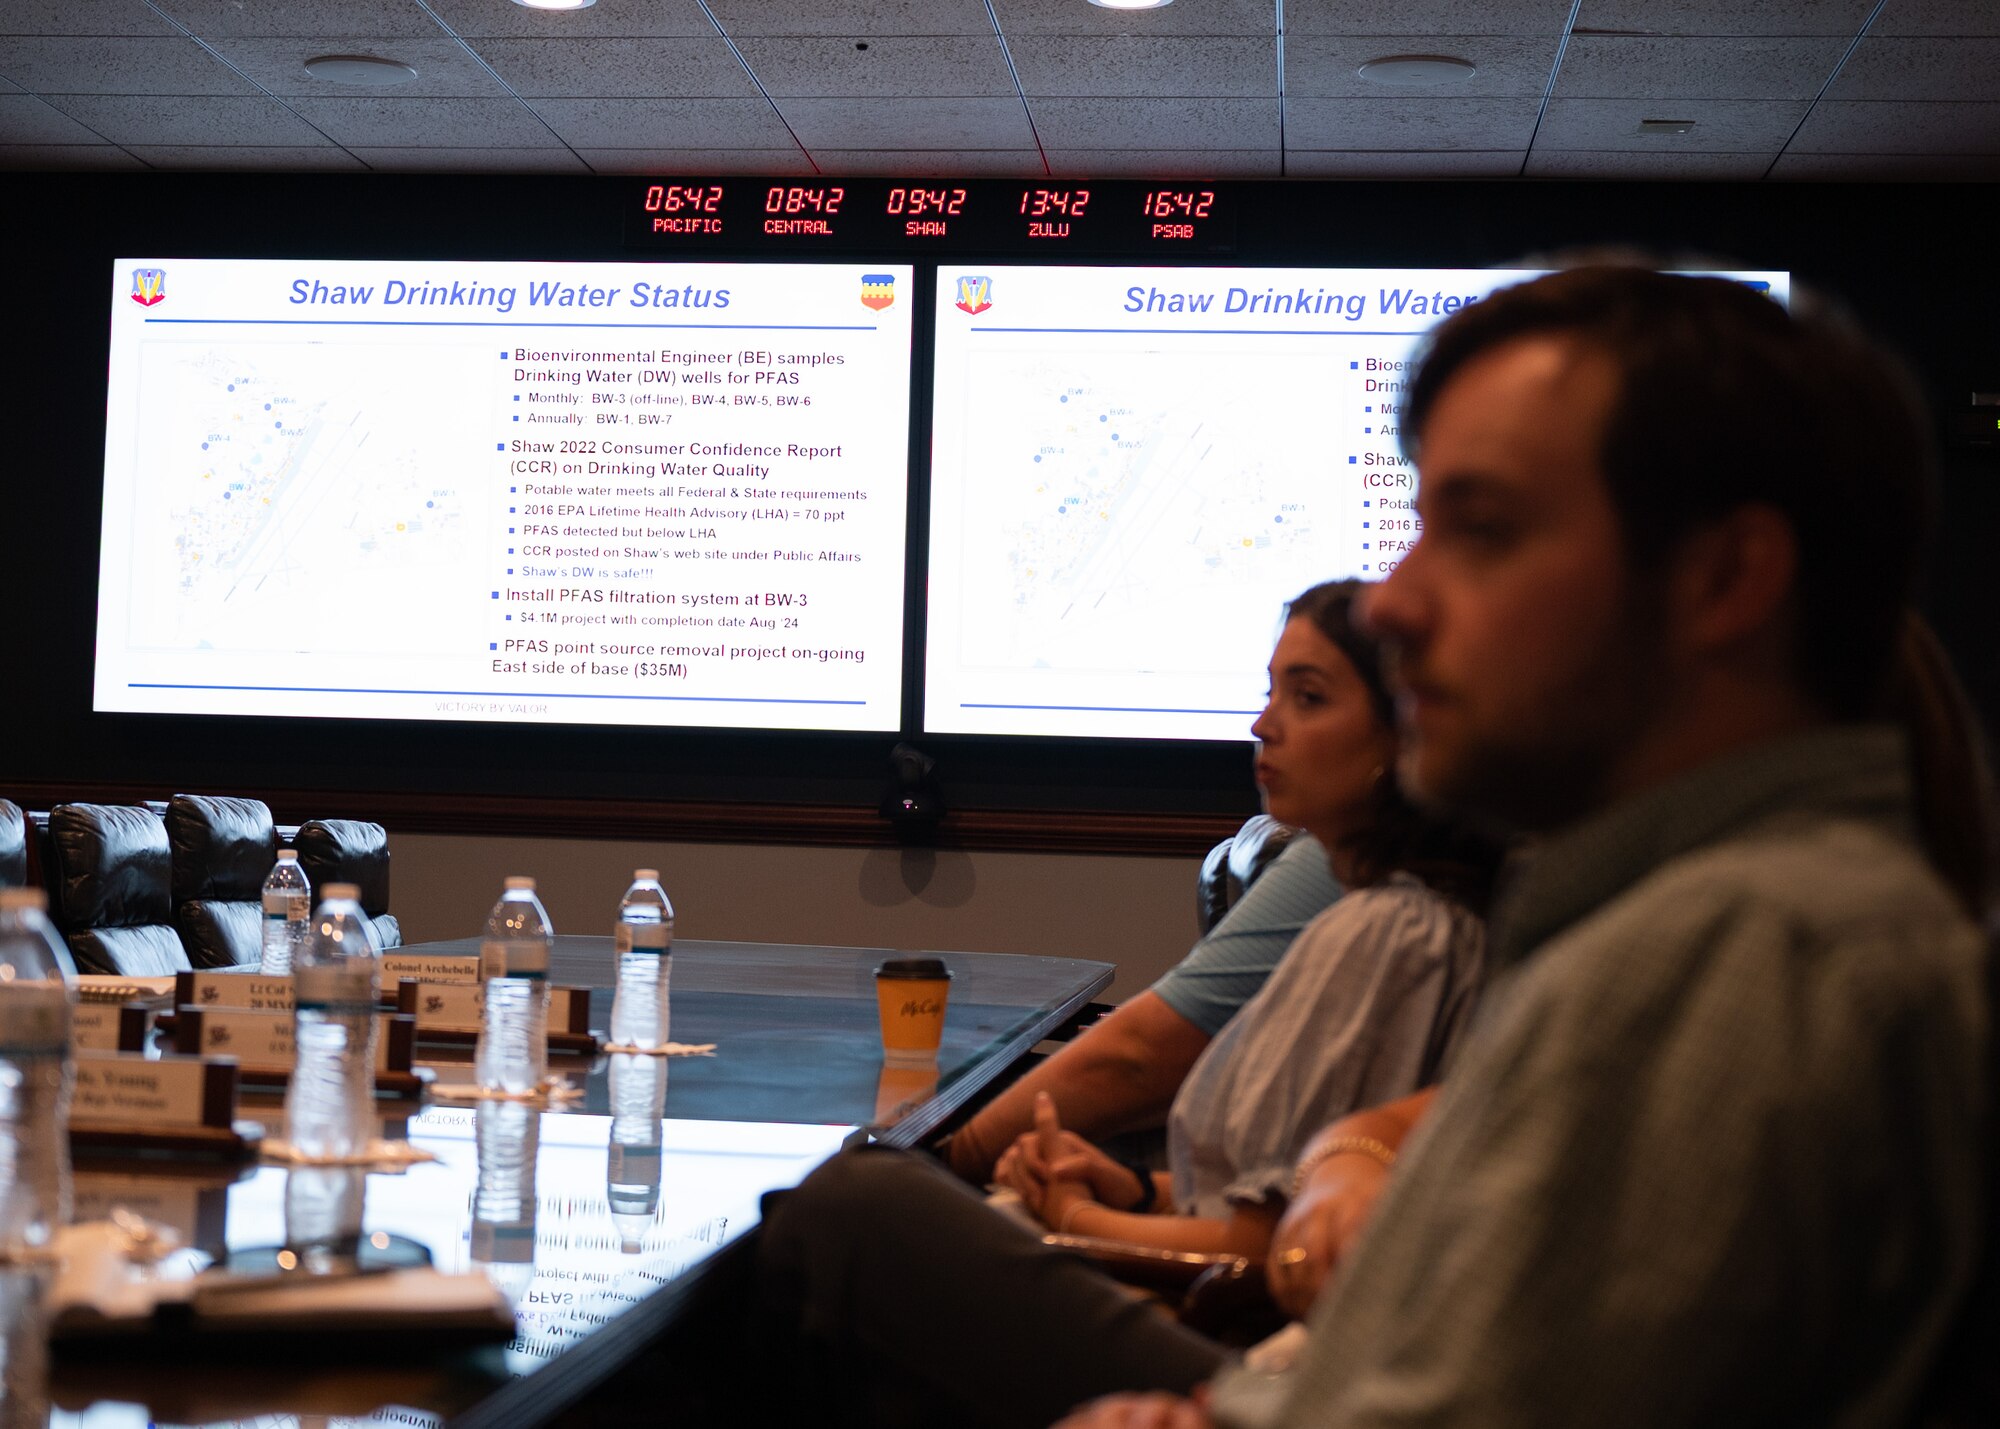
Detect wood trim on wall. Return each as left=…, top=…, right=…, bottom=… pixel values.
left=2, top=780, right=1244, bottom=858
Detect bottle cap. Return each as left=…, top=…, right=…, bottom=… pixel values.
left=0, top=887, right=48, bottom=912
left=276, top=848, right=298, bottom=861
left=634, top=868, right=659, bottom=881
left=322, top=882, right=361, bottom=901
left=505, top=876, right=537, bottom=891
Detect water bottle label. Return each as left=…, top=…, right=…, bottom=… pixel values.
left=481, top=939, right=548, bottom=978
left=614, top=922, right=670, bottom=954
left=264, top=892, right=310, bottom=921
left=0, top=981, right=69, bottom=1051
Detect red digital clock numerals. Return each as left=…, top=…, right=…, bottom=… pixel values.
left=1141, top=189, right=1216, bottom=241
left=642, top=183, right=725, bottom=236
left=1019, top=188, right=1090, bottom=238
left=886, top=186, right=967, bottom=238
left=764, top=186, right=845, bottom=236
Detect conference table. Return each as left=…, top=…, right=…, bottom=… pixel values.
left=33, top=936, right=1113, bottom=1428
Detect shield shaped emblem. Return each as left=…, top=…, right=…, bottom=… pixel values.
left=131, top=268, right=167, bottom=306
left=954, top=275, right=993, bottom=315
left=860, top=273, right=896, bottom=311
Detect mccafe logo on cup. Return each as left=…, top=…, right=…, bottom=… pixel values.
left=875, top=957, right=952, bottom=1066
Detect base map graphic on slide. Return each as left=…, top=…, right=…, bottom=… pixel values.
left=130, top=341, right=489, bottom=654
left=956, top=348, right=1346, bottom=674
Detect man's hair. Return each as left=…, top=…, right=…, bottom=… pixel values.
left=1403, top=267, right=1936, bottom=718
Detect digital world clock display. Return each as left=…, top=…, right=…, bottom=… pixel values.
left=627, top=178, right=1236, bottom=254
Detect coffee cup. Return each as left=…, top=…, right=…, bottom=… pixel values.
left=875, top=957, right=952, bottom=1066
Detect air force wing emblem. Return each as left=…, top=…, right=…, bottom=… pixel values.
left=860, top=273, right=896, bottom=311
left=130, top=268, right=167, bottom=306
left=954, top=275, right=993, bottom=316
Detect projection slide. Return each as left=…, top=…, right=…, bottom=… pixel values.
left=96, top=258, right=914, bottom=731
left=925, top=265, right=1789, bottom=741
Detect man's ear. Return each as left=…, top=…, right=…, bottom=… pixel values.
left=1669, top=503, right=1800, bottom=658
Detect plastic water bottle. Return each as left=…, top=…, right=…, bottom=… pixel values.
left=471, top=1098, right=539, bottom=1302
left=0, top=889, right=73, bottom=1257
left=476, top=877, right=551, bottom=1097
left=609, top=869, right=673, bottom=1049
left=283, top=883, right=379, bottom=1160
left=260, top=848, right=312, bottom=975
left=1, top=1263, right=52, bottom=1429
left=606, top=1052, right=667, bottom=1254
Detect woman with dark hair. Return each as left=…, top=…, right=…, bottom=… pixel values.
left=754, top=581, right=1506, bottom=1427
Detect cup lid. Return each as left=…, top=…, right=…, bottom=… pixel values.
left=876, top=957, right=951, bottom=979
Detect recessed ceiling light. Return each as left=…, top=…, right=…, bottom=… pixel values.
left=1357, top=55, right=1477, bottom=86
left=1637, top=118, right=1696, bottom=134
left=1089, top=0, right=1174, bottom=9
left=512, top=0, right=596, bottom=8
left=302, top=54, right=418, bottom=85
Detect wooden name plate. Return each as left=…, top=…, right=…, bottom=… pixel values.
left=394, top=980, right=598, bottom=1055
left=380, top=951, right=491, bottom=986
left=171, top=1007, right=423, bottom=1098
left=175, top=969, right=298, bottom=1013
left=71, top=1002, right=150, bottom=1054
left=69, top=1051, right=261, bottom=1159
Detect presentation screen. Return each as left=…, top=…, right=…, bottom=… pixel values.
left=925, top=264, right=1790, bottom=741
left=95, top=258, right=914, bottom=732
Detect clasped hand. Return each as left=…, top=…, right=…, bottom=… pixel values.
left=991, top=1091, right=1146, bottom=1228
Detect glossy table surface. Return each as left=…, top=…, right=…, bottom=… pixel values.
left=24, top=937, right=1113, bottom=1429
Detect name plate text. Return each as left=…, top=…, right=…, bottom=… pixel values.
left=173, top=1007, right=416, bottom=1076
left=72, top=1051, right=234, bottom=1130
left=380, top=952, right=491, bottom=986
left=396, top=981, right=591, bottom=1036
left=72, top=1002, right=148, bottom=1054
left=176, top=970, right=297, bottom=1013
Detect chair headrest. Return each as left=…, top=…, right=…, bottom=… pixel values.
left=168, top=794, right=277, bottom=903
left=296, top=819, right=391, bottom=915
left=49, top=803, right=171, bottom=931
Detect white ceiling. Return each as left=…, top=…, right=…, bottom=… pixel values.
left=1, top=0, right=1994, bottom=179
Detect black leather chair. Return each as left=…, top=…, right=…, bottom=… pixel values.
left=1196, top=814, right=1300, bottom=934
left=0, top=798, right=26, bottom=889
left=47, top=802, right=189, bottom=976
left=296, top=819, right=401, bottom=951
left=169, top=794, right=278, bottom=969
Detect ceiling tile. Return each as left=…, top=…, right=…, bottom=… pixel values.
left=283, top=95, right=562, bottom=148
left=154, top=0, right=450, bottom=40
left=40, top=92, right=327, bottom=145
left=1825, top=37, right=2000, bottom=102
left=1027, top=97, right=1278, bottom=148
left=1788, top=100, right=2000, bottom=153
left=775, top=96, right=1036, bottom=149
left=0, top=142, right=145, bottom=168
left=1287, top=1, right=1572, bottom=37
left=1572, top=0, right=1878, bottom=36
left=0, top=90, right=114, bottom=142
left=1286, top=96, right=1541, bottom=149
left=529, top=96, right=796, bottom=149
left=1006, top=36, right=1275, bottom=98
left=205, top=37, right=509, bottom=98
left=1524, top=148, right=1775, bottom=176
left=578, top=147, right=813, bottom=175
left=1873, top=0, right=2000, bottom=36
left=734, top=36, right=1015, bottom=98
left=0, top=3, right=183, bottom=39
left=1555, top=36, right=1848, bottom=100
left=0, top=76, right=18, bottom=94
left=990, top=0, right=1274, bottom=38
left=1286, top=35, right=1557, bottom=97
left=423, top=0, right=711, bottom=38
left=348, top=146, right=589, bottom=171
left=1770, top=151, right=2000, bottom=178
left=1533, top=97, right=1811, bottom=150
left=809, top=149, right=1046, bottom=175
left=474, top=37, right=761, bottom=98
left=1045, top=149, right=1282, bottom=176
left=706, top=0, right=998, bottom=37
left=1282, top=149, right=1525, bottom=175
left=125, top=143, right=366, bottom=169
left=0, top=36, right=258, bottom=95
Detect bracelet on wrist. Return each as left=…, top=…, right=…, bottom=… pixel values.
left=1289, top=1135, right=1398, bottom=1199
left=1120, top=1160, right=1158, bottom=1214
